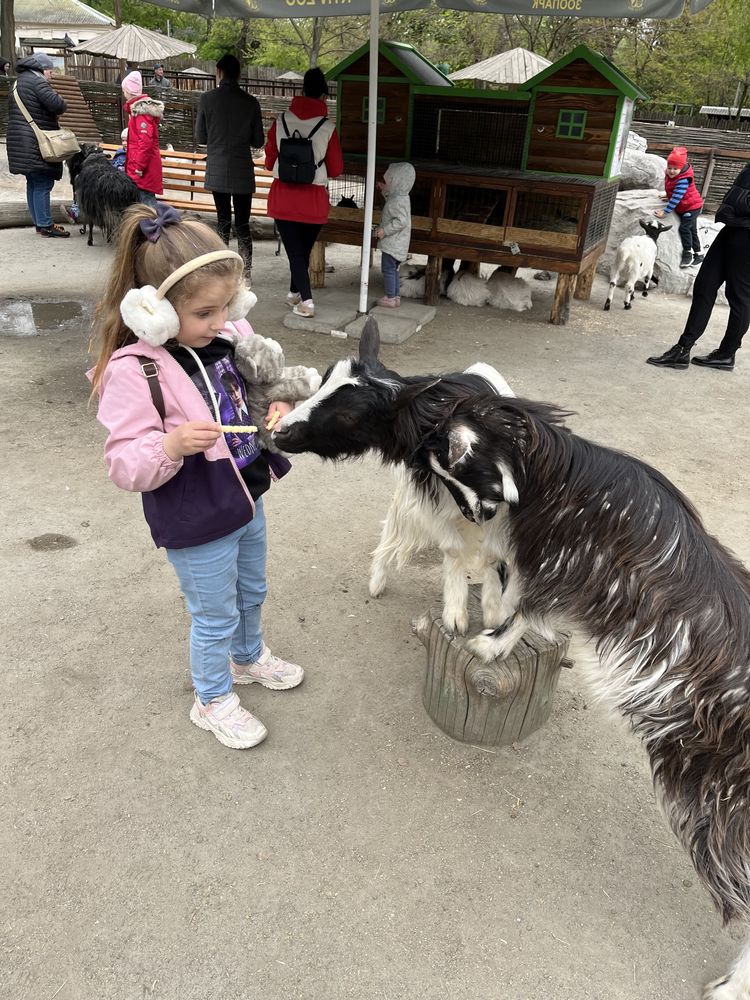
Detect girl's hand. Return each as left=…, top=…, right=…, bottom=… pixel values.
left=654, top=209, right=665, bottom=219
left=375, top=227, right=385, bottom=239
left=265, top=401, right=293, bottom=430
left=163, top=421, right=222, bottom=460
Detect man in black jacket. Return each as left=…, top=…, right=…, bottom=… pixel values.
left=6, top=53, right=70, bottom=237
left=647, top=163, right=750, bottom=371
left=195, top=54, right=264, bottom=280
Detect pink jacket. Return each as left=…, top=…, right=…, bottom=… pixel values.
left=93, top=319, right=263, bottom=549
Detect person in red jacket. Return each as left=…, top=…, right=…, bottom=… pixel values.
left=654, top=146, right=704, bottom=268
left=265, top=67, right=343, bottom=318
left=121, top=70, right=164, bottom=208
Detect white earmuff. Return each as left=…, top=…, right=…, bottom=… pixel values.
left=227, top=285, right=258, bottom=321
left=121, top=249, right=246, bottom=346
left=120, top=285, right=180, bottom=346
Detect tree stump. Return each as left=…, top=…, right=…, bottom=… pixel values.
left=413, top=587, right=568, bottom=747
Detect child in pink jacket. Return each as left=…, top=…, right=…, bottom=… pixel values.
left=90, top=202, right=307, bottom=749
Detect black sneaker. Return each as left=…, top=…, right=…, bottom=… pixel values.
left=646, top=344, right=691, bottom=369
left=691, top=350, right=734, bottom=371
left=679, top=251, right=693, bottom=268
left=37, top=224, right=70, bottom=239
left=691, top=253, right=704, bottom=265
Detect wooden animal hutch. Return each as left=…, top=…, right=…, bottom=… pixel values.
left=320, top=42, right=647, bottom=324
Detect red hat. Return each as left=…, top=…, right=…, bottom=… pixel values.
left=667, top=146, right=688, bottom=169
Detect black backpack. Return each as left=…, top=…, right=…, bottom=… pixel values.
left=277, top=114, right=327, bottom=184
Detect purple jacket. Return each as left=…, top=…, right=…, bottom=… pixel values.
left=93, top=319, right=287, bottom=549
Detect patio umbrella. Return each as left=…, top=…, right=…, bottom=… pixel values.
left=137, top=0, right=716, bottom=311
left=69, top=24, right=196, bottom=62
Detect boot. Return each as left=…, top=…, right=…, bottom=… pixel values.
left=646, top=344, right=691, bottom=369
left=237, top=235, right=253, bottom=283
left=691, top=350, right=735, bottom=371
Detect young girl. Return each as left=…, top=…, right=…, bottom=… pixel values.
left=90, top=202, right=305, bottom=750
left=121, top=70, right=164, bottom=208
left=375, top=162, right=416, bottom=308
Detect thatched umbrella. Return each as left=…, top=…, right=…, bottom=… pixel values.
left=69, top=24, right=195, bottom=63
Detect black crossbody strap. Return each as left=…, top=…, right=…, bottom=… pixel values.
left=137, top=356, right=166, bottom=423
left=280, top=113, right=290, bottom=138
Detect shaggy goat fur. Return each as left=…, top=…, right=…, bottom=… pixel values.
left=274, top=319, right=750, bottom=999
left=486, top=267, right=533, bottom=312
left=368, top=362, right=514, bottom=634
left=398, top=260, right=455, bottom=300
left=67, top=144, right=140, bottom=246
left=445, top=269, right=490, bottom=307
left=604, top=218, right=671, bottom=311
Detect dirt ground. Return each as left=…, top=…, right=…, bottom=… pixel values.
left=2, top=219, right=749, bottom=1000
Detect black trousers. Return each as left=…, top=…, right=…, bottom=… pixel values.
left=678, top=227, right=750, bottom=355
left=212, top=191, right=252, bottom=266
left=275, top=219, right=322, bottom=301
left=677, top=210, right=701, bottom=254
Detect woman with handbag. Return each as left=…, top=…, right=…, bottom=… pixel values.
left=6, top=53, right=71, bottom=238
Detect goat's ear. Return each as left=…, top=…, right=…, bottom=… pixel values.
left=359, top=318, right=381, bottom=364
left=660, top=223, right=673, bottom=232
left=638, top=218, right=649, bottom=232
left=394, top=378, right=441, bottom=409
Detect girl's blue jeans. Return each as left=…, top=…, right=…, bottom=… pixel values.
left=381, top=252, right=400, bottom=298
left=166, top=498, right=267, bottom=704
left=25, top=172, right=55, bottom=228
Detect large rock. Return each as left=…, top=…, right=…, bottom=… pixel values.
left=618, top=131, right=667, bottom=192
left=597, top=189, right=726, bottom=300
left=619, top=150, right=668, bottom=191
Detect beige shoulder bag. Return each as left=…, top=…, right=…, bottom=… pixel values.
left=12, top=82, right=80, bottom=163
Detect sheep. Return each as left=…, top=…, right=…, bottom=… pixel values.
left=486, top=266, right=533, bottom=312
left=399, top=259, right=456, bottom=299
left=604, top=218, right=672, bottom=311
left=368, top=361, right=515, bottom=634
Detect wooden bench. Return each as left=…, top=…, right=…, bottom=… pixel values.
left=100, top=144, right=273, bottom=218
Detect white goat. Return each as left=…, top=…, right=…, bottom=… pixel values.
left=445, top=269, right=490, bottom=307
left=368, top=362, right=515, bottom=635
left=604, top=218, right=671, bottom=311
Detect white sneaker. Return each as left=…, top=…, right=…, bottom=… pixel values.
left=189, top=691, right=267, bottom=749
left=231, top=644, right=305, bottom=690
left=292, top=299, right=314, bottom=318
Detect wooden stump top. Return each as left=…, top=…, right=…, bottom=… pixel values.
left=413, top=587, right=568, bottom=747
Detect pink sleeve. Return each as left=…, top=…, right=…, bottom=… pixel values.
left=98, top=356, right=183, bottom=493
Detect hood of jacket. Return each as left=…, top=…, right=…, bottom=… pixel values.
left=383, top=162, right=415, bottom=197
left=15, top=55, right=50, bottom=75
left=126, top=95, right=164, bottom=119
left=288, top=95, right=328, bottom=121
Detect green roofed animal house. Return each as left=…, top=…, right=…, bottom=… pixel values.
left=319, top=41, right=648, bottom=325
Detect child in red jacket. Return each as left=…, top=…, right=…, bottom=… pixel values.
left=654, top=146, right=704, bottom=268
left=121, top=71, right=163, bottom=208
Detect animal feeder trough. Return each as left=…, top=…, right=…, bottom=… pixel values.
left=317, top=41, right=648, bottom=325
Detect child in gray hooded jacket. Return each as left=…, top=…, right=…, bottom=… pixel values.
left=375, top=161, right=415, bottom=308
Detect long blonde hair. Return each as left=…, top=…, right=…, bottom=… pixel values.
left=90, top=203, right=242, bottom=394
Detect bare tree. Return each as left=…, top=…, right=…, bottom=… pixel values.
left=1, top=0, right=16, bottom=66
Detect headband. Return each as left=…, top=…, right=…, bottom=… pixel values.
left=120, top=250, right=256, bottom=346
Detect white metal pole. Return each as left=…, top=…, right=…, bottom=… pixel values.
left=357, top=0, right=379, bottom=314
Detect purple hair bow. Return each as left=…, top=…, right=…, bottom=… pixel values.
left=139, top=203, right=183, bottom=242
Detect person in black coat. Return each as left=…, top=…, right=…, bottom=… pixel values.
left=647, top=162, right=750, bottom=372
left=6, top=53, right=70, bottom=237
left=195, top=53, right=264, bottom=278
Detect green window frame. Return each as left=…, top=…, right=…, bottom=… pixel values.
left=556, top=109, right=587, bottom=140
left=362, top=96, right=386, bottom=125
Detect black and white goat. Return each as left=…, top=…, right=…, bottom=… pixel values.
left=275, top=319, right=750, bottom=1000
left=67, top=144, right=140, bottom=246
left=604, top=218, right=671, bottom=311
left=368, top=362, right=514, bottom=634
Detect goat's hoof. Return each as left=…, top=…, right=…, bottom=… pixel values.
left=624, top=303, right=632, bottom=310
left=443, top=611, right=469, bottom=636
left=642, top=291, right=648, bottom=297
left=603, top=302, right=611, bottom=311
